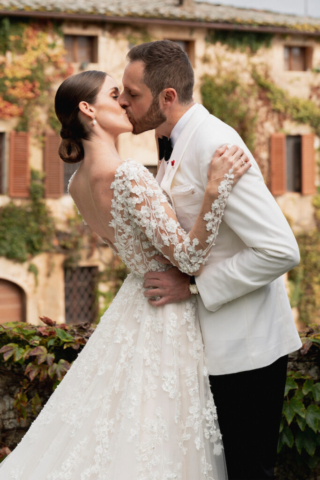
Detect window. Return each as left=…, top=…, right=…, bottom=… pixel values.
left=0, top=133, right=4, bottom=194
left=270, top=133, right=315, bottom=196
left=64, top=266, right=98, bottom=324
left=284, top=46, right=312, bottom=71
left=286, top=136, right=302, bottom=192
left=168, top=40, right=195, bottom=66
left=64, top=162, right=80, bottom=194
left=9, top=131, right=29, bottom=198
left=64, top=35, right=98, bottom=64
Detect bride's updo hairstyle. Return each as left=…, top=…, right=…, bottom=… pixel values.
left=55, top=70, right=107, bottom=163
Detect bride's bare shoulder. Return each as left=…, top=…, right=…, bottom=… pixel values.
left=89, top=162, right=123, bottom=195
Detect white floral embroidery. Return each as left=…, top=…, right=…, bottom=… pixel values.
left=1, top=160, right=230, bottom=480
left=110, top=159, right=233, bottom=276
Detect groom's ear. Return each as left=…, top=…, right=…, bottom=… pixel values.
left=159, top=88, right=178, bottom=110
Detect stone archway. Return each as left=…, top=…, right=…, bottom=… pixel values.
left=0, top=279, right=26, bottom=324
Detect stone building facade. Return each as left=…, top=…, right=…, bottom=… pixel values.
left=0, top=0, right=319, bottom=326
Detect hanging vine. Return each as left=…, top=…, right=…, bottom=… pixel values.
left=0, top=18, right=73, bottom=136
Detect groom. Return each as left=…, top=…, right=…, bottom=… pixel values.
left=119, top=40, right=302, bottom=480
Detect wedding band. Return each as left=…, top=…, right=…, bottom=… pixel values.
left=241, top=160, right=245, bottom=167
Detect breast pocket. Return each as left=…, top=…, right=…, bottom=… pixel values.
left=171, top=184, right=199, bottom=208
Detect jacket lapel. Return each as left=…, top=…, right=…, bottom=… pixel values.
left=155, top=157, right=165, bottom=185
left=160, top=104, right=210, bottom=201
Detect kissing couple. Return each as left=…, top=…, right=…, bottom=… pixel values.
left=0, top=40, right=301, bottom=480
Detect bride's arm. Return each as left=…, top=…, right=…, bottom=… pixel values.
left=116, top=145, right=250, bottom=276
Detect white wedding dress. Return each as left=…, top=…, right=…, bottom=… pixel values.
left=0, top=159, right=233, bottom=480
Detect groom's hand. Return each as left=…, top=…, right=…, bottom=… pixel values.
left=143, top=256, right=191, bottom=307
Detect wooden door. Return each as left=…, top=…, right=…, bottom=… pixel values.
left=0, top=279, right=25, bottom=324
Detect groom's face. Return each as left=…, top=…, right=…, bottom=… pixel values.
left=120, top=61, right=166, bottom=135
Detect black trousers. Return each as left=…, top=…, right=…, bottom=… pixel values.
left=209, top=355, right=288, bottom=480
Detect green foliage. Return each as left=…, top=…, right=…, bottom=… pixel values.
left=0, top=17, right=25, bottom=55
left=313, top=195, right=320, bottom=221
left=289, top=229, right=320, bottom=325
left=28, top=263, right=39, bottom=286
left=0, top=18, right=72, bottom=139
left=207, top=29, right=273, bottom=53
left=0, top=317, right=93, bottom=426
left=277, top=367, right=320, bottom=477
left=300, top=325, right=320, bottom=355
left=0, top=170, right=55, bottom=262
left=126, top=28, right=152, bottom=47
left=48, top=104, right=61, bottom=135
left=253, top=70, right=320, bottom=136
left=201, top=73, right=257, bottom=152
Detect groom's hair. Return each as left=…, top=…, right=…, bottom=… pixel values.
left=127, top=40, right=194, bottom=105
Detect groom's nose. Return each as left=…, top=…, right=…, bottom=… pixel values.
left=119, top=91, right=129, bottom=108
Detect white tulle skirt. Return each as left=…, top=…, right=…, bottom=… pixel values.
left=0, top=273, right=227, bottom=480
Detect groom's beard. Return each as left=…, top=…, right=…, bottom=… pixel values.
left=128, top=97, right=166, bottom=135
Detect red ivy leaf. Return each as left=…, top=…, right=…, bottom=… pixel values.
left=46, top=353, right=55, bottom=366
left=0, top=447, right=11, bottom=460
left=25, top=363, right=41, bottom=381
left=38, top=327, right=51, bottom=336
left=39, top=316, right=56, bottom=327
left=0, top=343, right=24, bottom=362
left=48, top=359, right=70, bottom=381
left=0, top=343, right=18, bottom=361
left=300, top=340, right=313, bottom=355
left=29, top=346, right=48, bottom=364
left=58, top=324, right=68, bottom=331
left=39, top=365, right=48, bottom=382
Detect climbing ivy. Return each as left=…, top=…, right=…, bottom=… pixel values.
left=207, top=29, right=273, bottom=53
left=0, top=316, right=94, bottom=456
left=252, top=70, right=320, bottom=136
left=0, top=18, right=72, bottom=135
left=201, top=73, right=257, bottom=152
left=0, top=170, right=55, bottom=262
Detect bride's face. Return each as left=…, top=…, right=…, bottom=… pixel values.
left=92, top=76, right=133, bottom=135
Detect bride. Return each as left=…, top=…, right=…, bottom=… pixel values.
left=0, top=71, right=250, bottom=480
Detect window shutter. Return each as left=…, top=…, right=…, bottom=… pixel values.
left=301, top=134, right=316, bottom=195
left=44, top=132, right=63, bottom=198
left=9, top=131, right=30, bottom=198
left=270, top=133, right=286, bottom=196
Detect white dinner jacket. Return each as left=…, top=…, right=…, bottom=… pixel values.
left=156, top=104, right=302, bottom=376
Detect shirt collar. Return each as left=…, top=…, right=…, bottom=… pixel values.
left=170, top=103, right=199, bottom=147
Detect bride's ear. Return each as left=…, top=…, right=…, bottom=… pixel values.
left=79, top=101, right=95, bottom=122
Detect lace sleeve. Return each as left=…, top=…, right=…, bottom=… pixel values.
left=112, top=161, right=233, bottom=275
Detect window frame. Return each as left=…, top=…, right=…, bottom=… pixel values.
left=64, top=35, right=98, bottom=64
left=270, top=133, right=316, bottom=196
left=167, top=39, right=195, bottom=67
left=284, top=45, right=313, bottom=72
left=286, top=135, right=302, bottom=193
left=0, top=132, right=5, bottom=195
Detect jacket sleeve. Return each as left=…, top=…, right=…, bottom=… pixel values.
left=194, top=128, right=300, bottom=313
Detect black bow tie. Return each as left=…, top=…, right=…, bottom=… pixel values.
left=158, top=136, right=173, bottom=161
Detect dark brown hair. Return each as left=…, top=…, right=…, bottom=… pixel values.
left=55, top=70, right=107, bottom=163
left=127, top=40, right=194, bottom=105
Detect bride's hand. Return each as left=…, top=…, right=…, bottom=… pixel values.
left=206, top=145, right=251, bottom=198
